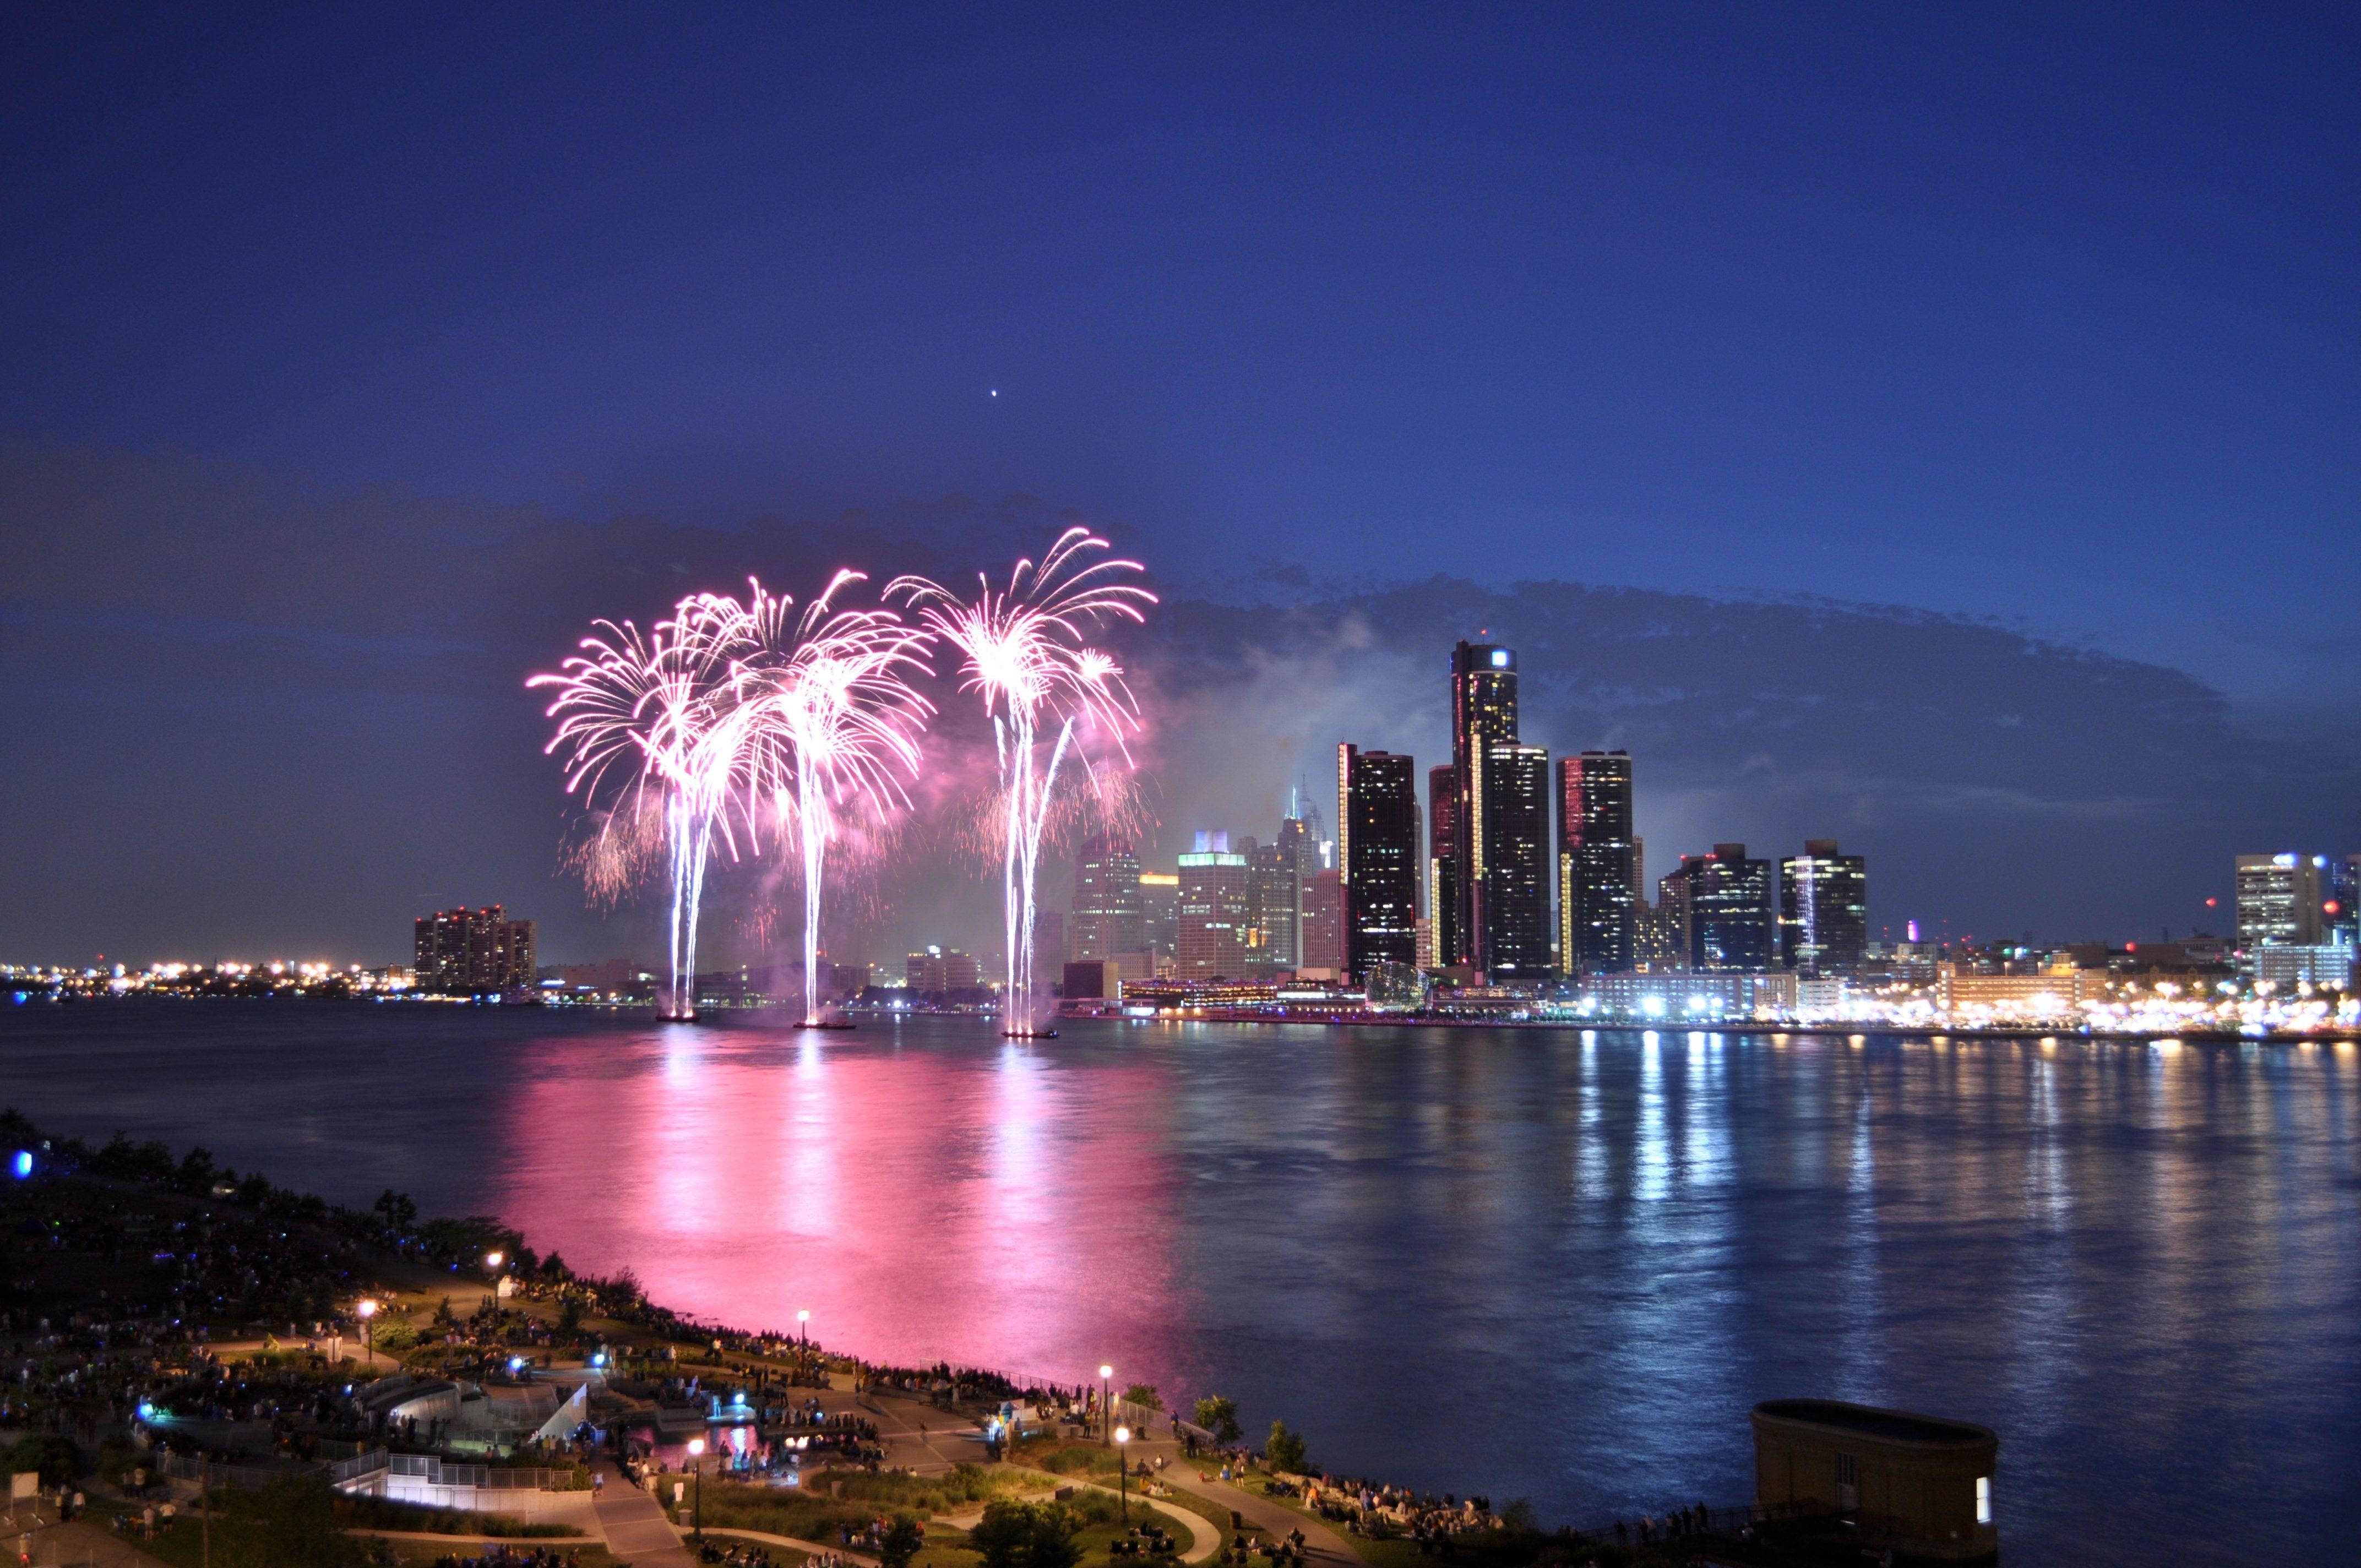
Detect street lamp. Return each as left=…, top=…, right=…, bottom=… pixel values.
left=1099, top=1365, right=1113, bottom=1446
left=356, top=1300, right=378, bottom=1366
left=1114, top=1427, right=1130, bottom=1521
left=686, top=1438, right=706, bottom=1541
left=797, top=1309, right=810, bottom=1347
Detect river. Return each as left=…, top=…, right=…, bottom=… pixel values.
left=3, top=1003, right=2355, bottom=1562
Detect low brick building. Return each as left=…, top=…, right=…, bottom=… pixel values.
left=1753, top=1398, right=1998, bottom=1562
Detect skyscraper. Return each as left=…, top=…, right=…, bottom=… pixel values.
left=1252, top=823, right=1308, bottom=968
left=1070, top=836, right=1145, bottom=961
left=1140, top=872, right=1180, bottom=962
left=2236, top=853, right=2328, bottom=951
left=1557, top=750, right=1635, bottom=976
left=1688, top=845, right=1776, bottom=972
left=1339, top=743, right=1419, bottom=979
left=1780, top=839, right=1868, bottom=973
left=1448, top=640, right=1528, bottom=975
left=1428, top=765, right=1459, bottom=969
left=1302, top=867, right=1343, bottom=973
left=1177, top=840, right=1251, bottom=978
left=1483, top=743, right=1551, bottom=978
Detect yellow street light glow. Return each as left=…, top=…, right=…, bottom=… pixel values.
left=1114, top=1426, right=1130, bottom=1444
left=687, top=1438, right=706, bottom=1456
left=356, top=1299, right=378, bottom=1319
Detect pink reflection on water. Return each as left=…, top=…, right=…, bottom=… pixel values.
left=498, top=1021, right=1187, bottom=1388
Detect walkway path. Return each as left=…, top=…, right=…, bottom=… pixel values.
left=9, top=1520, right=177, bottom=1568
left=591, top=1460, right=697, bottom=1568
left=1151, top=1455, right=1363, bottom=1568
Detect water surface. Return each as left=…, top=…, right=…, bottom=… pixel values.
left=4, top=1004, right=2356, bottom=1563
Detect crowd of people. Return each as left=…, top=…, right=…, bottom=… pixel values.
left=425, top=1548, right=591, bottom=1568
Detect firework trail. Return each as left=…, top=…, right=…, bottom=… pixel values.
left=889, top=529, right=1154, bottom=1035
left=736, top=571, right=933, bottom=1026
left=530, top=594, right=763, bottom=1019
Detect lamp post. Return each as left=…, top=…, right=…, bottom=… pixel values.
left=798, top=1309, right=810, bottom=1348
left=686, top=1437, right=706, bottom=1541
left=1114, top=1427, right=1130, bottom=1522
left=356, top=1299, right=378, bottom=1368
left=1099, top=1365, right=1113, bottom=1446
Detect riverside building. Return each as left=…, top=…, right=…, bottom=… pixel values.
left=1178, top=835, right=1251, bottom=978
left=1557, top=750, right=1635, bottom=976
left=1780, top=840, right=1868, bottom=974
left=2236, top=853, right=2328, bottom=952
left=1683, top=844, right=1777, bottom=972
left=1070, top=836, right=1146, bottom=963
left=412, top=906, right=536, bottom=994
left=1447, top=641, right=1520, bottom=972
left=1338, top=744, right=1420, bottom=979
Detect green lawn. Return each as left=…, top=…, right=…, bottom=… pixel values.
left=663, top=1463, right=1056, bottom=1540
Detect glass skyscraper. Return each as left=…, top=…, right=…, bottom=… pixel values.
left=1070, top=835, right=1145, bottom=961
left=1557, top=750, right=1635, bottom=975
left=1686, top=843, right=1776, bottom=972
left=1482, top=742, right=1552, bottom=978
left=1339, top=743, right=1420, bottom=979
left=1428, top=764, right=1459, bottom=968
left=1448, top=640, right=1550, bottom=978
left=1778, top=839, right=1867, bottom=973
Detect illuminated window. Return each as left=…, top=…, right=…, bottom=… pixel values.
left=1976, top=1476, right=1992, bottom=1526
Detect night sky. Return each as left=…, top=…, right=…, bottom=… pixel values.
left=3, top=6, right=2355, bottom=965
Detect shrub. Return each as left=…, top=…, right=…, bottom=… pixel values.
left=1265, top=1421, right=1307, bottom=1476
left=1192, top=1397, right=1241, bottom=1446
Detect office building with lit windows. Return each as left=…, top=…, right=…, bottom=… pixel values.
left=2236, top=853, right=2327, bottom=952
left=1780, top=839, right=1868, bottom=974
left=1070, top=836, right=1145, bottom=962
left=1249, top=834, right=1303, bottom=969
left=1482, top=742, right=1552, bottom=979
left=1448, top=641, right=1520, bottom=971
left=1177, top=836, right=1251, bottom=978
left=414, top=906, right=536, bottom=994
left=1557, top=750, right=1635, bottom=975
left=1338, top=744, right=1420, bottom=979
left=1685, top=844, right=1776, bottom=972
left=1428, top=764, right=1459, bottom=969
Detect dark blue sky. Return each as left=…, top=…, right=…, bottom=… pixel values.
left=6, top=4, right=2354, bottom=699
left=3, top=6, right=2357, bottom=963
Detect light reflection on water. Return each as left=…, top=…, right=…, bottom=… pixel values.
left=2, top=1006, right=2357, bottom=1564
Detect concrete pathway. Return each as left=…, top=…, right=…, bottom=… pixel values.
left=1154, top=1458, right=1362, bottom=1568
left=591, top=1460, right=697, bottom=1568
left=700, top=1525, right=878, bottom=1563
left=9, top=1520, right=177, bottom=1568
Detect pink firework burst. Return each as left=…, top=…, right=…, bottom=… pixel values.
left=888, top=527, right=1155, bottom=1036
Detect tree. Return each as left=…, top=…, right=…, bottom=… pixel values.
left=177, top=1147, right=218, bottom=1192
left=969, top=1501, right=1082, bottom=1568
left=374, top=1189, right=418, bottom=1231
left=1121, top=1384, right=1162, bottom=1412
left=1266, top=1420, right=1307, bottom=1476
left=878, top=1517, right=925, bottom=1568
left=1193, top=1396, right=1242, bottom=1446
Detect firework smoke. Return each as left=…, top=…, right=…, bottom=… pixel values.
left=889, top=529, right=1154, bottom=1035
